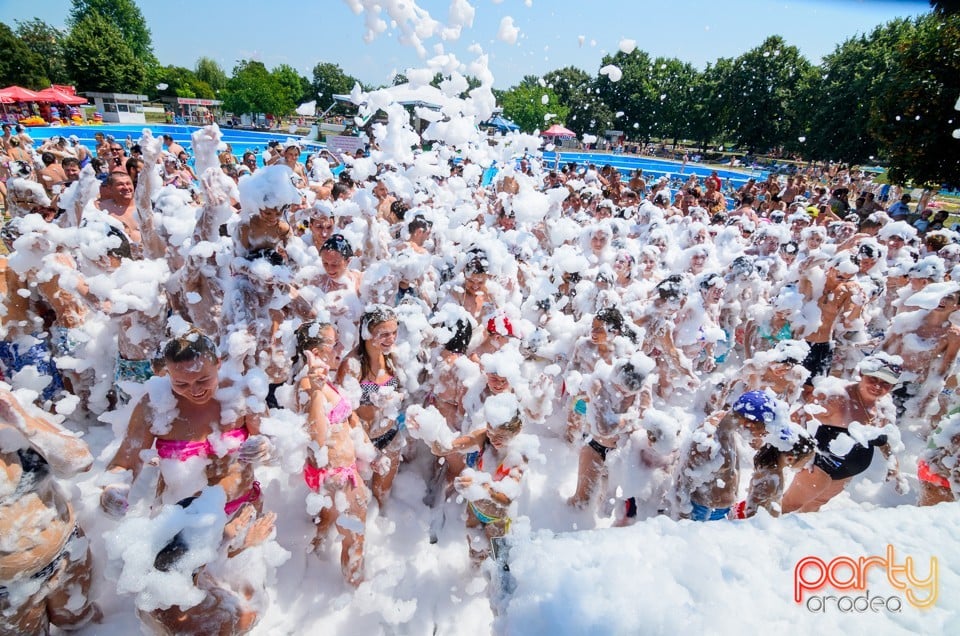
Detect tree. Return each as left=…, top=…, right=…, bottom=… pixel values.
left=0, top=22, right=48, bottom=88
left=686, top=59, right=734, bottom=152
left=594, top=49, right=658, bottom=142
left=222, top=60, right=292, bottom=118
left=15, top=19, right=70, bottom=85
left=646, top=57, right=700, bottom=144
left=310, top=62, right=359, bottom=108
left=64, top=13, right=145, bottom=93
left=146, top=64, right=214, bottom=99
left=271, top=64, right=307, bottom=115
left=500, top=83, right=568, bottom=133
left=195, top=57, right=228, bottom=92
left=542, top=66, right=613, bottom=137
left=803, top=20, right=912, bottom=164
left=68, top=0, right=155, bottom=64
left=872, top=12, right=960, bottom=187
left=724, top=36, right=812, bottom=153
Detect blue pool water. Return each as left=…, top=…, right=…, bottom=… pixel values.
left=25, top=124, right=322, bottom=168
left=25, top=124, right=766, bottom=191
left=554, top=151, right=766, bottom=186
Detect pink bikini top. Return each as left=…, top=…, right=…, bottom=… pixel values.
left=327, top=383, right=352, bottom=425
left=156, top=427, right=249, bottom=461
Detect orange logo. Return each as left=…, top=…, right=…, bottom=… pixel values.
left=794, top=545, right=937, bottom=612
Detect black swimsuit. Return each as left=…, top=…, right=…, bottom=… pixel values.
left=813, top=424, right=887, bottom=480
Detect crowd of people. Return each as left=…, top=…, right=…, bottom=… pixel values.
left=1, top=118, right=959, bottom=634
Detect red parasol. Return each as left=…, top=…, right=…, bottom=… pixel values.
left=33, top=87, right=88, bottom=105
left=0, top=86, right=43, bottom=102
left=541, top=124, right=576, bottom=138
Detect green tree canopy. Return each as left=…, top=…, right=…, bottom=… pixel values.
left=64, top=13, right=145, bottom=93
left=542, top=66, right=613, bottom=137
left=223, top=60, right=302, bottom=117
left=594, top=49, right=658, bottom=141
left=15, top=19, right=70, bottom=86
left=646, top=57, right=700, bottom=144
left=803, top=20, right=912, bottom=164
left=0, top=22, right=48, bottom=88
left=195, top=57, right=228, bottom=92
left=686, top=59, right=733, bottom=151
left=145, top=64, right=215, bottom=100
left=68, top=0, right=155, bottom=64
left=723, top=36, right=813, bottom=153
left=872, top=12, right=960, bottom=186
left=310, top=62, right=360, bottom=113
left=500, top=82, right=568, bottom=133
left=272, top=63, right=308, bottom=115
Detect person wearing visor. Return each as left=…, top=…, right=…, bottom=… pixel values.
left=781, top=353, right=907, bottom=513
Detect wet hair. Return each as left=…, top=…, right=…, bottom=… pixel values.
left=753, top=434, right=815, bottom=472
left=294, top=321, right=335, bottom=363
left=491, top=411, right=523, bottom=434
left=926, top=234, right=949, bottom=253
left=443, top=318, right=473, bottom=355
left=105, top=225, right=132, bottom=259
left=408, top=215, right=432, bottom=234
left=617, top=361, right=647, bottom=393
left=331, top=182, right=351, bottom=200
left=245, top=247, right=285, bottom=266
left=595, top=307, right=626, bottom=334
left=729, top=255, right=756, bottom=277
left=391, top=199, right=410, bottom=221
left=699, top=272, right=724, bottom=292
left=358, top=305, right=398, bottom=380
left=464, top=250, right=488, bottom=276
left=153, top=496, right=200, bottom=572
left=41, top=151, right=56, bottom=166
left=321, top=234, right=354, bottom=259
left=780, top=240, right=799, bottom=255
left=858, top=243, right=880, bottom=258
left=656, top=274, right=687, bottom=302
left=163, top=329, right=219, bottom=364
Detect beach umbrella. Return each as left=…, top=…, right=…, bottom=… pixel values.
left=33, top=87, right=87, bottom=105
left=0, top=86, right=43, bottom=102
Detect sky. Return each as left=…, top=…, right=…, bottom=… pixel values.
left=1, top=0, right=932, bottom=96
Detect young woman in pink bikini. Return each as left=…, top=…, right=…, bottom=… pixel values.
left=337, top=306, right=403, bottom=510
left=100, top=330, right=270, bottom=519
left=295, top=321, right=369, bottom=586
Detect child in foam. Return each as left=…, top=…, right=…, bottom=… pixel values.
left=673, top=390, right=784, bottom=521
left=567, top=358, right=653, bottom=512
left=562, top=308, right=632, bottom=443
left=0, top=386, right=101, bottom=634
left=100, top=330, right=271, bottom=519
left=734, top=422, right=816, bottom=519
left=429, top=394, right=531, bottom=565
left=294, top=321, right=370, bottom=586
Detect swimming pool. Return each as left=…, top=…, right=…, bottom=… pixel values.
left=25, top=124, right=766, bottom=191
left=554, top=151, right=767, bottom=186
left=25, top=124, right=324, bottom=168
